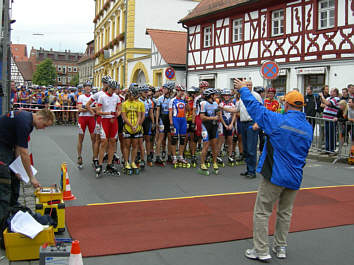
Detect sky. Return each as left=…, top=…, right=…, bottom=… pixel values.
left=11, top=0, right=95, bottom=54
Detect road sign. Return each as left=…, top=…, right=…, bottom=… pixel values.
left=165, top=67, right=175, bottom=80
left=260, top=61, right=279, bottom=80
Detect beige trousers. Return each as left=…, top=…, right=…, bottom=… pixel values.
left=253, top=178, right=298, bottom=255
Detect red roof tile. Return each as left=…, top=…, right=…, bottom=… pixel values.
left=180, top=0, right=251, bottom=23
left=146, top=29, right=187, bottom=66
left=16, top=61, right=33, bottom=81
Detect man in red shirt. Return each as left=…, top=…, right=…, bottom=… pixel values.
left=264, top=87, right=279, bottom=113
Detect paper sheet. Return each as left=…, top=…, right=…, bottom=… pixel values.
left=10, top=210, right=44, bottom=239
left=9, top=156, right=37, bottom=184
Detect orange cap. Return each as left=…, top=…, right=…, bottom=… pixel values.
left=71, top=240, right=81, bottom=255
left=285, top=90, right=304, bottom=107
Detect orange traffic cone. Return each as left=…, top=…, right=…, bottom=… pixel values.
left=69, top=240, right=83, bottom=265
left=62, top=163, right=76, bottom=201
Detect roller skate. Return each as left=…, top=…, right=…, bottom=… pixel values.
left=95, top=165, right=103, bottom=179
left=155, top=156, right=165, bottom=167
left=191, top=155, right=197, bottom=168
left=161, top=151, right=167, bottom=160
left=179, top=157, right=191, bottom=168
left=166, top=155, right=173, bottom=165
left=123, top=162, right=133, bottom=175
left=172, top=156, right=178, bottom=168
left=92, top=159, right=99, bottom=169
left=139, top=160, right=146, bottom=171
left=104, top=164, right=120, bottom=176
left=236, top=153, right=246, bottom=166
left=131, top=162, right=140, bottom=175
left=184, top=149, right=191, bottom=158
left=103, top=153, right=108, bottom=163
left=206, top=152, right=212, bottom=168
left=227, top=156, right=235, bottom=167
left=147, top=154, right=153, bottom=167
left=212, top=162, right=220, bottom=175
left=113, top=153, right=121, bottom=165
left=198, top=163, right=210, bottom=176
left=77, top=156, right=83, bottom=169
left=216, top=156, right=225, bottom=168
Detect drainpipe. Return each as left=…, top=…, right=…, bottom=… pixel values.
left=123, top=0, right=128, bottom=88
left=182, top=23, right=189, bottom=88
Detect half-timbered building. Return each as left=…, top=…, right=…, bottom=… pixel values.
left=180, top=0, right=354, bottom=94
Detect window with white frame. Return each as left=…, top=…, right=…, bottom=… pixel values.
left=58, top=76, right=61, bottom=82
left=232, top=18, right=243, bottom=42
left=271, top=9, right=284, bottom=36
left=73, top=67, right=77, bottom=72
left=318, top=0, right=335, bottom=29
left=68, top=76, right=72, bottom=82
left=204, top=26, right=212, bottom=48
left=62, top=66, right=66, bottom=74
left=68, top=66, right=72, bottom=72
left=58, top=66, right=62, bottom=72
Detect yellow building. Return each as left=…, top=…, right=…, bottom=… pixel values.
left=93, top=0, right=200, bottom=88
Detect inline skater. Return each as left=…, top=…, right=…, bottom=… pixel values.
left=154, top=82, right=174, bottom=166
left=121, top=84, right=145, bottom=175
left=218, top=89, right=236, bottom=166
left=186, top=86, right=199, bottom=167
left=85, top=76, right=111, bottom=168
left=198, top=88, right=220, bottom=175
left=95, top=80, right=121, bottom=178
left=169, top=84, right=190, bottom=168
left=76, top=81, right=96, bottom=169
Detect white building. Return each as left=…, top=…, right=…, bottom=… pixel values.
left=180, top=0, right=354, bottom=94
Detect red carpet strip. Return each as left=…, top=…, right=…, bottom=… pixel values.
left=66, top=186, right=354, bottom=257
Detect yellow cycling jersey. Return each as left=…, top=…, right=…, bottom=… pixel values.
left=122, top=99, right=145, bottom=134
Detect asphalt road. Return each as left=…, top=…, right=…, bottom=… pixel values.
left=27, top=125, right=354, bottom=265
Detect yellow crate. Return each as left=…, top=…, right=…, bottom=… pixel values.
left=35, top=187, right=63, bottom=203
left=35, top=198, right=65, bottom=233
left=3, top=226, right=55, bottom=261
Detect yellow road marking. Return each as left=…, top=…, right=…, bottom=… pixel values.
left=87, top=184, right=354, bottom=206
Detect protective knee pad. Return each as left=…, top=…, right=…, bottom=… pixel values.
left=180, top=136, right=186, bottom=146
left=171, top=135, right=178, bottom=145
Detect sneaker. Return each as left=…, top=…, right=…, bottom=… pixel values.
left=240, top=171, right=249, bottom=176
left=247, top=173, right=257, bottom=179
left=245, top=248, right=271, bottom=262
left=272, top=246, right=286, bottom=259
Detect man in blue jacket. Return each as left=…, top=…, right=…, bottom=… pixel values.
left=233, top=79, right=313, bottom=262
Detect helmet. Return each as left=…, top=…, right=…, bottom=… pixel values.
left=108, top=80, right=118, bottom=89
left=129, top=83, right=139, bottom=97
left=187, top=86, right=198, bottom=93
left=215, top=88, right=222, bottom=95
left=254, top=86, right=265, bottom=94
left=139, top=84, right=150, bottom=92
left=175, top=84, right=185, bottom=91
left=162, top=81, right=175, bottom=90
left=77, top=84, right=83, bottom=89
left=203, top=88, right=216, bottom=98
left=221, top=89, right=232, bottom=96
left=84, top=81, right=92, bottom=87
left=91, top=87, right=98, bottom=93
left=199, top=81, right=209, bottom=89
left=102, top=75, right=111, bottom=84
left=267, top=87, right=276, bottom=93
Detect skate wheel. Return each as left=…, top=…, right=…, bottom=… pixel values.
left=78, top=165, right=83, bottom=169
left=186, top=164, right=191, bottom=168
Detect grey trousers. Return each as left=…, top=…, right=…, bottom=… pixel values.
left=253, top=178, right=298, bottom=255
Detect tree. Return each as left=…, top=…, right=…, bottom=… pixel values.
left=70, top=73, right=79, bottom=87
left=32, top=59, right=57, bottom=86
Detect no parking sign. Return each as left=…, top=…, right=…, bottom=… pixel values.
left=165, top=67, right=175, bottom=80
left=260, top=61, right=279, bottom=80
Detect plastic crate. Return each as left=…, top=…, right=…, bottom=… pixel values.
left=3, top=226, right=55, bottom=261
left=35, top=187, right=63, bottom=203
left=35, top=198, right=65, bottom=233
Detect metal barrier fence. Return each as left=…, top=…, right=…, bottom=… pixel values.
left=306, top=116, right=353, bottom=163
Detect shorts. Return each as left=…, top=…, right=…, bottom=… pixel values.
left=62, top=103, right=69, bottom=111
left=122, top=127, right=143, bottom=139
left=142, top=117, right=152, bottom=136
left=201, top=121, right=218, bottom=142
left=195, top=115, right=202, bottom=137
left=100, top=118, right=118, bottom=139
left=95, top=116, right=102, bottom=135
left=187, top=120, right=194, bottom=133
left=172, top=117, right=187, bottom=135
left=218, top=119, right=233, bottom=137
left=118, top=115, right=124, bottom=133
left=78, top=116, right=96, bottom=134
left=158, top=115, right=170, bottom=134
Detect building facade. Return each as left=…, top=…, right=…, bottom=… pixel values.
left=93, top=0, right=200, bottom=88
left=78, top=40, right=95, bottom=84
left=181, top=0, right=354, bottom=94
left=29, top=47, right=82, bottom=86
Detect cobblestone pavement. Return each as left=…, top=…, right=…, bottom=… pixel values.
left=0, top=183, right=39, bottom=265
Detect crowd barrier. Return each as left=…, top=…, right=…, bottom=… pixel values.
left=306, top=116, right=353, bottom=163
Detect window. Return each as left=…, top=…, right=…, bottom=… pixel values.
left=272, top=9, right=284, bottom=36
left=58, top=66, right=62, bottom=72
left=68, top=67, right=72, bottom=72
left=63, top=66, right=66, bottom=74
left=58, top=77, right=61, bottom=82
left=68, top=76, right=72, bottom=82
left=232, top=18, right=243, bottom=42
left=203, top=26, right=212, bottom=48
left=73, top=67, right=77, bottom=72
left=318, top=0, right=335, bottom=29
